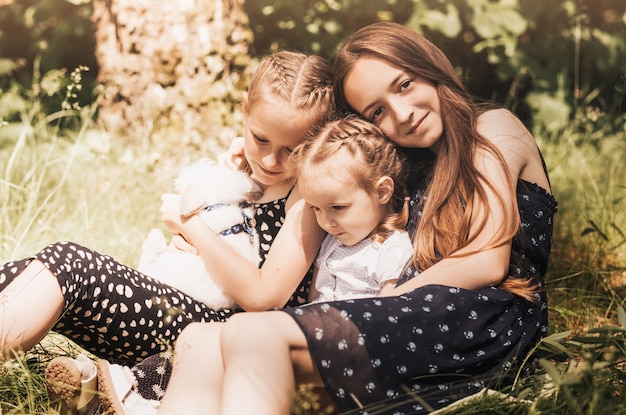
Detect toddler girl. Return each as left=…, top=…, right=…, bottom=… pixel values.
left=294, top=116, right=414, bottom=302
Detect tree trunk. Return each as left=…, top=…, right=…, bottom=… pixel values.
left=91, top=0, right=251, bottom=153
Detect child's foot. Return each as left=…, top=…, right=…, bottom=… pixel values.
left=97, top=359, right=159, bottom=415
left=45, top=354, right=99, bottom=415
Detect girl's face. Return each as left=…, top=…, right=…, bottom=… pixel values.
left=343, top=57, right=444, bottom=152
left=300, top=165, right=391, bottom=247
left=243, top=97, right=315, bottom=187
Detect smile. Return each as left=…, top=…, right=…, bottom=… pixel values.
left=257, top=164, right=282, bottom=176
left=408, top=113, right=428, bottom=135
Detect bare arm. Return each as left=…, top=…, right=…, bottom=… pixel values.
left=162, top=186, right=326, bottom=311
left=307, top=267, right=320, bottom=303
left=386, top=150, right=513, bottom=295
left=385, top=109, right=547, bottom=295
left=379, top=279, right=399, bottom=296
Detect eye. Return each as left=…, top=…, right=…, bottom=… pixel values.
left=371, top=107, right=384, bottom=121
left=400, top=79, right=412, bottom=91
left=331, top=205, right=345, bottom=211
left=254, top=134, right=268, bottom=144
left=284, top=147, right=293, bottom=155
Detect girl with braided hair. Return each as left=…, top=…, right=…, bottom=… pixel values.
left=295, top=116, right=413, bottom=304
left=0, top=50, right=333, bottom=414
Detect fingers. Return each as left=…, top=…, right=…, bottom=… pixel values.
left=170, top=235, right=198, bottom=255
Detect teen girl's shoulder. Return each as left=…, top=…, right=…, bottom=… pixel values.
left=477, top=108, right=551, bottom=192
left=476, top=108, right=533, bottom=146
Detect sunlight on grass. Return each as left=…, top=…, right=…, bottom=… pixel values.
left=0, top=72, right=224, bottom=414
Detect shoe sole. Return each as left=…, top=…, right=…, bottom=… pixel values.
left=97, top=359, right=127, bottom=415
left=45, top=356, right=82, bottom=412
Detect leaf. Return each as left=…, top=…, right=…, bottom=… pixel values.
left=526, top=91, right=571, bottom=132
left=581, top=220, right=609, bottom=241
left=618, top=306, right=626, bottom=328
left=536, top=331, right=573, bottom=359
left=421, top=7, right=461, bottom=38
left=539, top=359, right=563, bottom=384
left=0, top=58, right=22, bottom=76
left=499, top=9, right=528, bottom=35
left=609, top=222, right=625, bottom=239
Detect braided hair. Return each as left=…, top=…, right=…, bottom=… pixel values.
left=239, top=50, right=334, bottom=176
left=293, top=116, right=410, bottom=243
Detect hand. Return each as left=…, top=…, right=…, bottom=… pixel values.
left=160, top=193, right=184, bottom=235
left=217, top=137, right=245, bottom=170
left=169, top=234, right=198, bottom=255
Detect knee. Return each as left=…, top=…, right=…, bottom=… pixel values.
left=220, top=312, right=276, bottom=352
left=174, top=322, right=221, bottom=356
left=177, top=322, right=210, bottom=344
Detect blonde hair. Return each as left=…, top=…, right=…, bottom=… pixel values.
left=333, top=22, right=533, bottom=300
left=239, top=50, right=335, bottom=176
left=293, top=116, right=409, bottom=243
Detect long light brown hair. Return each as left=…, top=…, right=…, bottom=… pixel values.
left=238, top=50, right=334, bottom=176
left=292, top=116, right=410, bottom=243
left=333, top=22, right=533, bottom=299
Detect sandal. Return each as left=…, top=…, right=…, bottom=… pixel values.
left=97, top=359, right=159, bottom=415
left=45, top=354, right=99, bottom=415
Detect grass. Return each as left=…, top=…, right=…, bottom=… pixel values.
left=1, top=76, right=625, bottom=414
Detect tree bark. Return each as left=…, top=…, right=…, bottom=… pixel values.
left=91, top=0, right=251, bottom=151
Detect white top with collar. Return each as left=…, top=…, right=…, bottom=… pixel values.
left=313, top=230, right=413, bottom=302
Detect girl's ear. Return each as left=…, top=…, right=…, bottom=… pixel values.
left=376, top=176, right=394, bottom=204
left=241, top=92, right=249, bottom=116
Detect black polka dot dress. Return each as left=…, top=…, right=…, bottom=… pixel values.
left=0, top=194, right=311, bottom=366
left=283, top=175, right=557, bottom=413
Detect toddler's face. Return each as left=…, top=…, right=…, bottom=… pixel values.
left=300, top=167, right=386, bottom=247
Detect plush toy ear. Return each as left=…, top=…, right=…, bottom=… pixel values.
left=376, top=176, right=394, bottom=204
left=179, top=187, right=208, bottom=217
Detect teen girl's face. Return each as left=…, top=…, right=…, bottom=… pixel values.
left=243, top=98, right=314, bottom=187
left=301, top=165, right=388, bottom=247
left=343, top=57, right=444, bottom=153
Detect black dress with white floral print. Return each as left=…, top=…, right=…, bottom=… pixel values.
left=283, top=163, right=557, bottom=413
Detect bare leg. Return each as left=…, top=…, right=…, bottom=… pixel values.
left=0, top=260, right=64, bottom=359
left=219, top=311, right=320, bottom=415
left=158, top=322, right=226, bottom=415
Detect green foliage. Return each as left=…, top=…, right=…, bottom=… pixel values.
left=0, top=355, right=48, bottom=414
left=530, top=316, right=626, bottom=415
left=244, top=0, right=415, bottom=55
left=0, top=56, right=90, bottom=131
left=0, top=60, right=161, bottom=265
left=406, top=0, right=626, bottom=127
left=2, top=0, right=625, bottom=127
left=0, top=0, right=96, bottom=76
left=244, top=0, right=625, bottom=129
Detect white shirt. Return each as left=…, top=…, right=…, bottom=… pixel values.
left=313, top=230, right=413, bottom=302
